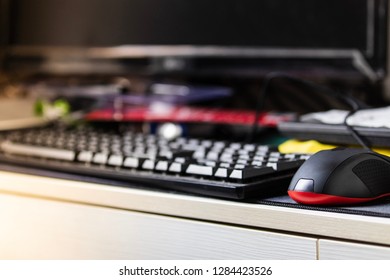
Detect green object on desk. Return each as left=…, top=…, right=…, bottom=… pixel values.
left=34, top=99, right=70, bottom=119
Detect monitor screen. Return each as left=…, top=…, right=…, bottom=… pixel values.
left=2, top=0, right=388, bottom=77
left=9, top=0, right=369, bottom=49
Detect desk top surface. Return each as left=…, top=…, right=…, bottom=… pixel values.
left=0, top=170, right=389, bottom=246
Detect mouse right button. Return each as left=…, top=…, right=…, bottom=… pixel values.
left=292, top=179, right=314, bottom=192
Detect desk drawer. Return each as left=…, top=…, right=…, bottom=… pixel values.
left=0, top=193, right=316, bottom=259
left=319, top=239, right=390, bottom=259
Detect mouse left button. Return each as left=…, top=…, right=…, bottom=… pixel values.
left=291, top=178, right=314, bottom=192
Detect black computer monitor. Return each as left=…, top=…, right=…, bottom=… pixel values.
left=1, top=0, right=388, bottom=79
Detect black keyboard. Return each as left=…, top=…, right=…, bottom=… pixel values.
left=0, top=125, right=310, bottom=199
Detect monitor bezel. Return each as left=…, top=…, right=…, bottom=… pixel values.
left=1, top=0, right=388, bottom=79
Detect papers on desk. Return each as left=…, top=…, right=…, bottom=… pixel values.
left=300, top=106, right=390, bottom=128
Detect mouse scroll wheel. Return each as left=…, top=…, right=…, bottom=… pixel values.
left=292, top=179, right=314, bottom=192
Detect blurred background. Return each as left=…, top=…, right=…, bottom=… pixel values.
left=0, top=0, right=388, bottom=140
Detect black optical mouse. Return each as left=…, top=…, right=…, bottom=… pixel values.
left=288, top=148, right=390, bottom=205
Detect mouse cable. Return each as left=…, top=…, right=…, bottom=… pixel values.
left=250, top=72, right=371, bottom=150
left=342, top=110, right=371, bottom=150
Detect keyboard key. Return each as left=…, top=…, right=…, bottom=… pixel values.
left=267, top=160, right=305, bottom=171
left=253, top=156, right=265, bottom=161
left=257, top=145, right=269, bottom=152
left=205, top=161, right=216, bottom=167
left=159, top=150, right=173, bottom=159
left=244, top=144, right=256, bottom=151
left=93, top=153, right=108, bottom=164
left=300, top=155, right=311, bottom=160
left=229, top=143, right=241, bottom=150
left=107, top=155, right=123, bottom=166
left=142, top=159, right=155, bottom=170
left=237, top=159, right=248, bottom=165
left=284, top=154, right=297, bottom=160
left=1, top=141, right=75, bottom=161
left=77, top=151, right=94, bottom=162
left=174, top=157, right=186, bottom=163
left=186, top=164, right=213, bottom=176
left=206, top=151, right=219, bottom=161
left=193, top=150, right=206, bottom=159
left=123, top=157, right=139, bottom=168
left=169, top=162, right=183, bottom=173
left=214, top=167, right=228, bottom=178
left=238, top=154, right=250, bottom=160
left=220, top=153, right=233, bottom=159
left=219, top=162, right=231, bottom=168
left=238, top=150, right=249, bottom=155
left=155, top=160, right=169, bottom=171
left=266, top=162, right=277, bottom=170
left=200, top=140, right=213, bottom=147
left=251, top=160, right=263, bottom=166
left=229, top=166, right=274, bottom=180
left=213, top=141, right=225, bottom=148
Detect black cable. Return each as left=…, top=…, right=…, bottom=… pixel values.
left=250, top=72, right=371, bottom=150
left=343, top=110, right=371, bottom=150
left=250, top=72, right=283, bottom=141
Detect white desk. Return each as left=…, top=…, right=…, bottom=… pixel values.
left=0, top=170, right=389, bottom=259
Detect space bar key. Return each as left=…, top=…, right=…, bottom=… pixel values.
left=0, top=141, right=76, bottom=161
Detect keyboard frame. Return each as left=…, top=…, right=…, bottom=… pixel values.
left=0, top=153, right=297, bottom=200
